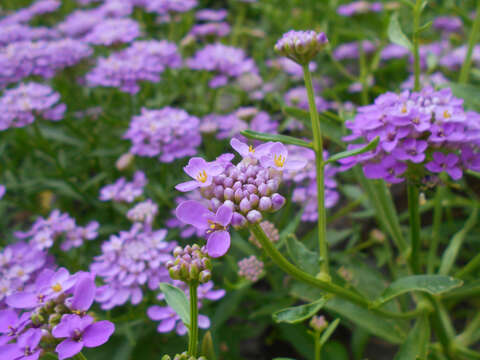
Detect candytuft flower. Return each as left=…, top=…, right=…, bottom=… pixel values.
left=274, top=30, right=328, bottom=65
left=176, top=201, right=232, bottom=258
left=230, top=138, right=272, bottom=160
left=260, top=142, right=307, bottom=171
left=175, top=158, right=223, bottom=192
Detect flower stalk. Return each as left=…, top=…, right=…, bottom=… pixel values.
left=188, top=283, right=199, bottom=357
left=407, top=183, right=421, bottom=273
left=412, top=0, right=423, bottom=91
left=459, top=0, right=480, bottom=83
left=302, top=64, right=329, bottom=277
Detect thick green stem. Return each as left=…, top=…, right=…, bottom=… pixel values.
left=412, top=0, right=423, bottom=91
left=459, top=1, right=480, bottom=83
left=302, top=65, right=328, bottom=276
left=427, top=186, right=446, bottom=274
left=188, top=283, right=199, bottom=357
left=314, top=332, right=322, bottom=360
left=407, top=184, right=421, bottom=273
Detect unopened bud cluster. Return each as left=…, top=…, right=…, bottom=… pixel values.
left=162, top=353, right=207, bottom=360
left=310, top=315, right=328, bottom=333
left=201, top=161, right=286, bottom=227
left=248, top=221, right=279, bottom=248
left=167, top=244, right=212, bottom=284
left=274, top=30, right=328, bottom=65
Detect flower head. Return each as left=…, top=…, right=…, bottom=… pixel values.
left=176, top=158, right=223, bottom=192
left=274, top=30, right=328, bottom=65
left=260, top=142, right=307, bottom=171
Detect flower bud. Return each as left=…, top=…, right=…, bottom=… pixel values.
left=246, top=210, right=262, bottom=223
left=258, top=197, right=272, bottom=211
left=116, top=153, right=134, bottom=171
left=310, top=315, right=328, bottom=333
left=231, top=212, right=247, bottom=227
left=224, top=188, right=234, bottom=200
left=271, top=193, right=286, bottom=211
left=239, top=198, right=252, bottom=213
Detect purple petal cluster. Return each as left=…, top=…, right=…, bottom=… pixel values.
left=15, top=209, right=99, bottom=251
left=0, top=242, right=49, bottom=307
left=167, top=244, right=212, bottom=283
left=1, top=269, right=114, bottom=360
left=268, top=57, right=317, bottom=79
left=238, top=255, right=263, bottom=282
left=124, top=107, right=201, bottom=162
left=174, top=140, right=306, bottom=256
left=274, top=30, right=328, bottom=65
left=86, top=40, right=182, bottom=93
left=0, top=82, right=66, bottom=131
left=342, top=87, right=480, bottom=182
left=195, top=9, right=228, bottom=22
left=188, top=22, right=231, bottom=39
left=0, top=0, right=60, bottom=26
left=433, top=16, right=463, bottom=34
left=143, top=0, right=197, bottom=14
left=0, top=24, right=59, bottom=46
left=285, top=147, right=339, bottom=222
left=187, top=43, right=258, bottom=88
left=0, top=39, right=92, bottom=88
left=285, top=86, right=332, bottom=112
left=248, top=220, right=279, bottom=248
left=147, top=280, right=224, bottom=335
left=337, top=1, right=383, bottom=16
left=166, top=191, right=208, bottom=239
left=91, top=223, right=176, bottom=309
left=333, top=40, right=376, bottom=60
left=99, top=171, right=147, bottom=203
left=127, top=199, right=159, bottom=226
left=83, top=18, right=141, bottom=46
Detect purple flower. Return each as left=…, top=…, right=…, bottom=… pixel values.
left=0, top=185, right=5, bottom=199
left=260, top=142, right=307, bottom=171
left=143, top=0, right=197, bottom=15
left=99, top=171, right=147, bottom=203
left=274, top=30, right=328, bottom=64
left=176, top=201, right=232, bottom=257
left=195, top=9, right=227, bottom=22
left=392, top=139, right=428, bottom=163
left=147, top=305, right=210, bottom=335
left=124, top=107, right=201, bottom=163
left=189, top=22, right=231, bottom=39
left=337, top=1, right=383, bottom=16
left=433, top=16, right=463, bottom=34
left=230, top=138, right=272, bottom=160
left=238, top=256, right=263, bottom=282
left=333, top=40, right=376, bottom=60
left=0, top=328, right=43, bottom=360
left=83, top=18, right=141, bottom=46
left=175, top=158, right=223, bottom=192
left=425, top=152, right=463, bottom=180
left=52, top=314, right=114, bottom=360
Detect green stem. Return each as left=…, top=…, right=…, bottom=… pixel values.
left=457, top=313, right=480, bottom=347
left=302, top=64, right=328, bottom=276
left=188, top=283, right=199, bottom=357
left=407, top=184, right=421, bottom=273
left=459, top=1, right=480, bottom=83
left=314, top=332, right=322, bottom=360
left=358, top=42, right=369, bottom=106
left=412, top=0, right=423, bottom=91
left=427, top=186, right=446, bottom=274
left=73, top=352, right=88, bottom=360
left=428, top=295, right=456, bottom=358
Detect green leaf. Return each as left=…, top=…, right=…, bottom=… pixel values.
left=393, top=315, right=430, bottom=360
left=158, top=283, right=190, bottom=326
left=388, top=13, right=413, bottom=51
left=201, top=331, right=216, bottom=360
left=39, top=126, right=85, bottom=147
left=415, top=20, right=432, bottom=34
left=286, top=234, right=320, bottom=275
left=319, top=318, right=341, bottom=346
left=325, top=137, right=379, bottom=164
left=445, top=82, right=480, bottom=112
left=240, top=130, right=312, bottom=148
left=273, top=297, right=328, bottom=324
left=283, top=106, right=310, bottom=123
left=374, top=275, right=463, bottom=306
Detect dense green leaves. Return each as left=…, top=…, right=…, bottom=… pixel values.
left=158, top=283, right=190, bottom=326
left=240, top=129, right=312, bottom=148
left=273, top=297, right=328, bottom=324
left=374, top=275, right=463, bottom=306
left=388, top=13, right=413, bottom=51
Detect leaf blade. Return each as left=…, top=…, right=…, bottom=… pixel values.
left=159, top=283, right=190, bottom=326
left=388, top=13, right=413, bottom=51
left=240, top=130, right=312, bottom=148
left=273, top=297, right=328, bottom=324
left=325, top=137, right=379, bottom=164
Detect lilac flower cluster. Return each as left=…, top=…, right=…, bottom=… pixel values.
left=284, top=147, right=339, bottom=222
left=0, top=82, right=66, bottom=131
left=86, top=40, right=182, bottom=93
left=238, top=255, right=263, bottom=282
left=433, top=16, right=463, bottom=34
left=0, top=242, right=49, bottom=307
left=2, top=268, right=114, bottom=360
left=337, top=1, right=383, bottom=16
left=83, top=18, right=141, bottom=46
left=0, top=24, right=60, bottom=46
left=91, top=221, right=176, bottom=309
left=188, top=22, right=231, bottom=39
left=148, top=280, right=224, bottom=335
left=195, top=9, right=227, bottom=22
left=167, top=245, right=212, bottom=284
left=127, top=199, right=158, bottom=226
left=15, top=209, right=99, bottom=251
left=285, top=86, right=332, bottom=112
left=175, top=139, right=306, bottom=257
left=143, top=0, right=197, bottom=15
left=0, top=39, right=92, bottom=88
left=99, top=171, right=147, bottom=203
left=342, top=87, right=480, bottom=183
left=187, top=43, right=258, bottom=88
left=268, top=57, right=317, bottom=79
left=274, top=30, right=328, bottom=65
left=333, top=40, right=376, bottom=61
left=0, top=0, right=60, bottom=26
left=200, top=109, right=278, bottom=141
left=124, top=107, right=201, bottom=163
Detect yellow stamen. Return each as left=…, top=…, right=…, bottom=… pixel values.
left=274, top=154, right=285, bottom=168
left=52, top=283, right=62, bottom=292
left=401, top=105, right=407, bottom=114
left=196, top=170, right=208, bottom=183
left=248, top=145, right=255, bottom=153
left=443, top=110, right=451, bottom=118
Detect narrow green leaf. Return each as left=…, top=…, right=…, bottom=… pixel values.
left=319, top=318, right=341, bottom=346
left=325, top=137, right=379, bottom=164
left=39, top=126, right=85, bottom=147
left=200, top=331, right=217, bottom=360
left=393, top=314, right=430, bottom=360
left=388, top=13, right=413, bottom=51
left=286, top=234, right=320, bottom=275
left=415, top=20, right=432, bottom=34
left=374, top=275, right=463, bottom=306
left=240, top=130, right=312, bottom=148
left=283, top=106, right=310, bottom=122
left=273, top=297, right=328, bottom=324
left=158, top=283, right=190, bottom=326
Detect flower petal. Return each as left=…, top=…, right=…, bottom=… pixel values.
left=215, top=205, right=233, bottom=227
left=56, top=339, right=84, bottom=360
left=206, top=231, right=231, bottom=258
left=83, top=321, right=115, bottom=348
left=175, top=200, right=211, bottom=229
left=175, top=180, right=199, bottom=192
